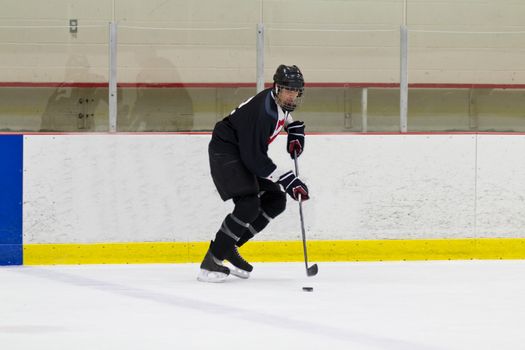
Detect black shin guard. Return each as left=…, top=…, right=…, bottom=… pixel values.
left=236, top=209, right=273, bottom=247
left=251, top=211, right=271, bottom=233
left=235, top=189, right=286, bottom=248
left=236, top=231, right=254, bottom=247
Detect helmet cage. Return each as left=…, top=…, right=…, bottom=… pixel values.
left=275, top=84, right=304, bottom=112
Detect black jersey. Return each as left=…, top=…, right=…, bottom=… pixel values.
left=210, top=88, right=292, bottom=179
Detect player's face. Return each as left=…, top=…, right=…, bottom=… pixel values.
left=278, top=88, right=300, bottom=105
left=275, top=84, right=304, bottom=111
left=280, top=88, right=299, bottom=102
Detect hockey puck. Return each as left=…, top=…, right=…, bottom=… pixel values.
left=302, top=287, right=314, bottom=292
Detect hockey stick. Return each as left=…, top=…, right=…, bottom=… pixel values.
left=293, top=151, right=318, bottom=277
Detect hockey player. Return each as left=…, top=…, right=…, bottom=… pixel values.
left=197, top=64, right=310, bottom=282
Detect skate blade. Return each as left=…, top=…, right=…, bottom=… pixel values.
left=196, top=269, right=229, bottom=283
left=229, top=266, right=250, bottom=279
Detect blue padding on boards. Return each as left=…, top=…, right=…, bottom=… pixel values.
left=0, top=135, right=23, bottom=265
left=0, top=245, right=22, bottom=265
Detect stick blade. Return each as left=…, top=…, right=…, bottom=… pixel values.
left=307, top=263, right=318, bottom=277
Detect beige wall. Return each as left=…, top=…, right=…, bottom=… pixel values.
left=2, top=0, right=525, bottom=132
left=1, top=0, right=525, bottom=84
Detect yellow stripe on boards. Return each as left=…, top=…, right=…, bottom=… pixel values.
left=23, top=238, right=525, bottom=265
left=24, top=242, right=209, bottom=265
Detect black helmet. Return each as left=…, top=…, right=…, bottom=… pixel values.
left=273, top=64, right=305, bottom=112
left=273, top=64, right=305, bottom=89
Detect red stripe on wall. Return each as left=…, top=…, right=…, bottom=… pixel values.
left=1, top=82, right=525, bottom=89
left=3, top=131, right=525, bottom=136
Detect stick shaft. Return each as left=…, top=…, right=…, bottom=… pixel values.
left=293, top=154, right=310, bottom=273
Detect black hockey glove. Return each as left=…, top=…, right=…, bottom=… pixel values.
left=278, top=171, right=309, bottom=201
left=286, top=121, right=305, bottom=159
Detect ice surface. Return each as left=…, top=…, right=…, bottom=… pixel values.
left=1, top=261, right=525, bottom=350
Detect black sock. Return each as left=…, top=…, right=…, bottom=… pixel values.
left=236, top=211, right=273, bottom=247
left=236, top=232, right=254, bottom=247
left=212, top=231, right=236, bottom=260
left=251, top=212, right=270, bottom=233
left=211, top=214, right=248, bottom=259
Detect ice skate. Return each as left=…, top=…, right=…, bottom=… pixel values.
left=197, top=242, right=230, bottom=283
left=225, top=245, right=253, bottom=279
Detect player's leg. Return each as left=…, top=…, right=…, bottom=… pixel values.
left=215, top=195, right=260, bottom=279
left=220, top=180, right=286, bottom=278
left=198, top=146, right=259, bottom=282
left=236, top=178, right=287, bottom=247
